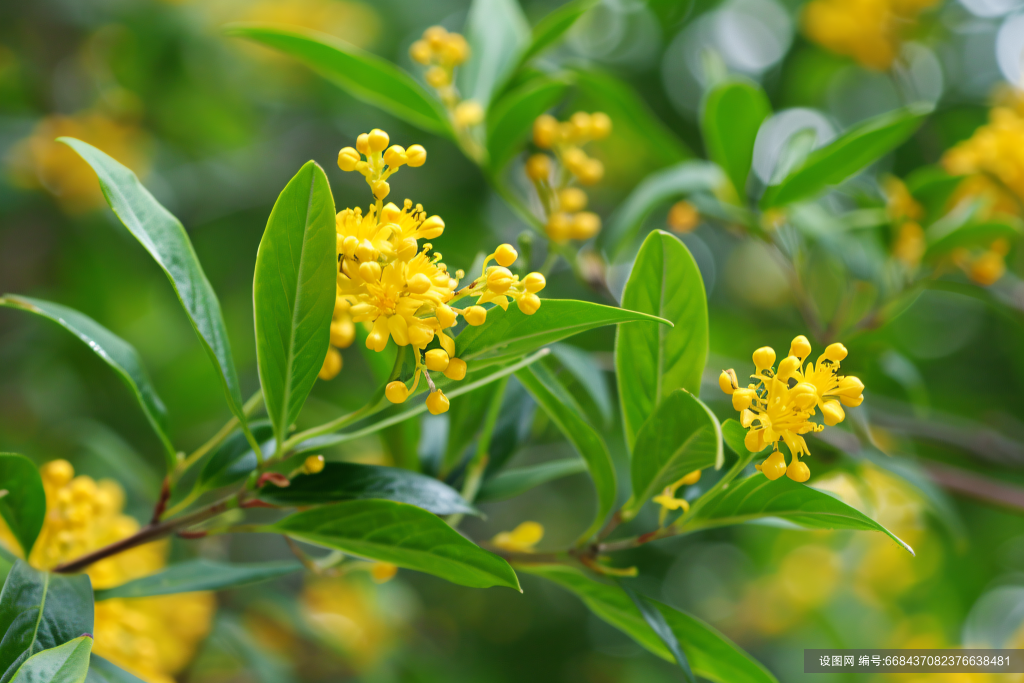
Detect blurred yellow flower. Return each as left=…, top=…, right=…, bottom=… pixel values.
left=0, top=461, right=213, bottom=683
left=667, top=200, right=700, bottom=233
left=7, top=112, right=149, bottom=213
left=491, top=521, right=544, bottom=553
left=229, top=0, right=379, bottom=48
left=944, top=103, right=1024, bottom=206
left=301, top=574, right=399, bottom=670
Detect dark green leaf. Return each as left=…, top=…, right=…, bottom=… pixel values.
left=441, top=381, right=502, bottom=477
left=701, top=80, right=771, bottom=197
left=0, top=455, right=45, bottom=558
left=84, top=656, right=146, bottom=683
left=522, top=565, right=778, bottom=683
left=760, top=104, right=931, bottom=207
left=684, top=473, right=914, bottom=553
left=483, top=377, right=535, bottom=476
left=516, top=364, right=616, bottom=541
left=258, top=462, right=477, bottom=516
left=198, top=421, right=275, bottom=492
left=476, top=459, right=587, bottom=502
left=94, top=559, right=301, bottom=600
left=487, top=76, right=569, bottom=172
left=619, top=582, right=695, bottom=682
left=254, top=161, right=337, bottom=447
left=602, top=161, right=728, bottom=258
left=0, top=297, right=175, bottom=468
left=550, top=344, right=612, bottom=426
left=0, top=561, right=94, bottom=683
left=268, top=499, right=520, bottom=590
left=10, top=636, right=92, bottom=683
left=455, top=299, right=670, bottom=364
left=616, top=231, right=708, bottom=449
left=519, top=0, right=597, bottom=65
left=226, top=25, right=452, bottom=136
left=459, top=0, right=530, bottom=109
left=625, top=390, right=722, bottom=518
left=59, top=139, right=249, bottom=431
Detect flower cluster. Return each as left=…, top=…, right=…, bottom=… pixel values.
left=409, top=26, right=482, bottom=130
left=883, top=176, right=926, bottom=270
left=327, top=129, right=547, bottom=414
left=944, top=102, right=1024, bottom=203
left=526, top=111, right=612, bottom=243
left=0, top=461, right=213, bottom=683
left=802, top=0, right=939, bottom=71
left=719, top=336, right=865, bottom=482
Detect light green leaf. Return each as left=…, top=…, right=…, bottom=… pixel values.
left=0, top=455, right=45, bottom=558
left=476, top=459, right=587, bottom=502
left=59, top=138, right=249, bottom=434
left=701, top=80, right=771, bottom=197
left=258, top=462, right=478, bottom=516
left=519, top=0, right=597, bottom=65
left=760, top=104, right=931, bottom=207
left=616, top=230, right=708, bottom=449
left=84, top=656, right=146, bottom=683
left=926, top=217, right=1022, bottom=259
left=11, top=636, right=92, bottom=683
left=0, top=297, right=175, bottom=468
left=625, top=390, right=722, bottom=517
left=684, top=473, right=914, bottom=554
left=268, top=499, right=521, bottom=590
left=454, top=299, right=670, bottom=364
left=225, top=24, right=452, bottom=137
left=459, top=0, right=530, bottom=109
left=522, top=565, right=778, bottom=683
left=487, top=76, right=569, bottom=173
left=198, top=421, right=275, bottom=492
left=602, top=161, right=728, bottom=258
left=516, top=364, right=616, bottom=542
left=254, top=161, right=337, bottom=447
left=0, top=561, right=94, bottom=683
left=94, top=559, right=301, bottom=600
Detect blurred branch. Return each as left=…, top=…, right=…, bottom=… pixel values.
left=923, top=462, right=1024, bottom=512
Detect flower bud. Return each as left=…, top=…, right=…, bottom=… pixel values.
left=732, top=387, right=755, bottom=412
left=408, top=324, right=434, bottom=347
left=523, top=272, right=546, bottom=293
left=577, top=158, right=604, bottom=185
left=789, top=335, right=812, bottom=360
left=777, top=356, right=801, bottom=380
left=383, top=145, right=406, bottom=167
left=444, top=357, right=467, bottom=380
left=435, top=303, right=457, bottom=328
left=836, top=376, right=865, bottom=407
left=760, top=451, right=788, bottom=481
left=454, top=100, right=484, bottom=128
left=330, top=319, right=355, bottom=348
left=419, top=215, right=445, bottom=239
left=424, top=25, right=448, bottom=49
left=518, top=293, right=541, bottom=315
left=372, top=179, right=390, bottom=200
left=680, top=470, right=702, bottom=485
left=745, top=428, right=765, bottom=453
left=790, top=382, right=818, bottom=410
left=443, top=33, right=469, bottom=65
left=42, top=460, right=74, bottom=487
left=525, top=153, right=551, bottom=181
left=319, top=347, right=342, bottom=380
left=371, top=562, right=398, bottom=583
left=426, top=66, right=450, bottom=88
left=337, top=146, right=360, bottom=171
left=366, top=318, right=389, bottom=352
left=405, top=272, right=431, bottom=295
left=823, top=343, right=847, bottom=362
left=570, top=111, right=592, bottom=139
left=494, top=243, right=518, bottom=267
left=355, top=239, right=378, bottom=263
left=569, top=212, right=601, bottom=240
left=425, top=348, right=450, bottom=371
left=359, top=261, right=381, bottom=282
left=303, top=455, right=325, bottom=475
left=463, top=305, right=487, bottom=326
left=533, top=114, right=558, bottom=149
left=486, top=266, right=514, bottom=294
left=590, top=111, right=612, bottom=139
left=396, top=237, right=418, bottom=260
left=562, top=147, right=587, bottom=173
left=409, top=39, right=432, bottom=65
left=786, top=459, right=810, bottom=483
left=405, top=144, right=427, bottom=167
left=752, top=346, right=776, bottom=370
left=367, top=128, right=390, bottom=153
left=558, top=187, right=588, bottom=212
left=667, top=200, right=699, bottom=233
left=545, top=213, right=571, bottom=243
left=427, top=389, right=450, bottom=415
left=386, top=380, right=410, bottom=403
left=356, top=133, right=370, bottom=155
left=821, top=401, right=845, bottom=426
left=718, top=369, right=737, bottom=395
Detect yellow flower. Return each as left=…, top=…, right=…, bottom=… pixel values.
left=802, top=0, right=938, bottom=71
left=652, top=469, right=702, bottom=525
left=943, top=105, right=1024, bottom=206
left=721, top=336, right=865, bottom=482
left=667, top=200, right=700, bottom=233
left=301, top=574, right=399, bottom=670
left=883, top=176, right=923, bottom=222
left=892, top=221, right=925, bottom=269
left=491, top=521, right=544, bottom=553
left=953, top=241, right=1009, bottom=286
left=0, top=461, right=213, bottom=683
left=7, top=112, right=149, bottom=214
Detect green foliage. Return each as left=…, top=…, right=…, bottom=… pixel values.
left=0, top=455, right=45, bottom=558
left=198, top=421, right=275, bottom=492
left=518, top=0, right=597, bottom=65
left=269, top=500, right=520, bottom=590
left=487, top=76, right=569, bottom=172
left=619, top=581, right=696, bottom=682
left=83, top=657, right=146, bottom=683
left=616, top=230, right=708, bottom=448
left=702, top=80, right=772, bottom=197
left=94, top=560, right=301, bottom=600
left=258, top=462, right=477, bottom=515
left=10, top=636, right=92, bottom=683
left=253, top=161, right=336, bottom=448
left=476, top=459, right=588, bottom=502
left=0, top=562, right=94, bottom=683
left=459, top=0, right=530, bottom=108
left=0, top=297, right=176, bottom=468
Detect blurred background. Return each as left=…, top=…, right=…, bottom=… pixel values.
left=2, top=0, right=1024, bottom=681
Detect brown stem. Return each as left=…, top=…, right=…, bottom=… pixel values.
left=150, top=477, right=171, bottom=524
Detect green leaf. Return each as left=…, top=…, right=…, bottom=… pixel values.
left=0, top=561, right=94, bottom=683
left=522, top=565, right=778, bottom=683
left=268, top=499, right=520, bottom=590
left=459, top=0, right=530, bottom=109
left=84, top=656, right=146, bottom=683
left=625, top=390, right=722, bottom=517
left=11, top=636, right=92, bottom=683
left=516, top=364, right=616, bottom=542
left=209, top=616, right=291, bottom=683
left=619, top=582, right=695, bottom=682
left=684, top=473, right=914, bottom=554
left=519, top=0, right=597, bottom=65
left=550, top=344, right=613, bottom=426
left=94, top=559, right=300, bottom=600
left=760, top=104, right=931, bottom=207
left=476, top=459, right=587, bottom=502
left=0, top=455, right=45, bottom=558
left=254, top=161, right=337, bottom=448
left=225, top=25, right=452, bottom=137
left=455, top=299, right=670, bottom=364
left=721, top=418, right=758, bottom=460
left=441, top=381, right=502, bottom=477
left=487, top=76, right=569, bottom=173
left=701, top=80, right=771, bottom=197
left=198, top=421, right=275, bottom=492
left=59, top=138, right=249, bottom=432
left=0, top=297, right=176, bottom=468
left=258, top=462, right=478, bottom=516
left=926, top=217, right=1022, bottom=259
left=602, top=161, right=728, bottom=258
left=616, top=230, right=708, bottom=449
